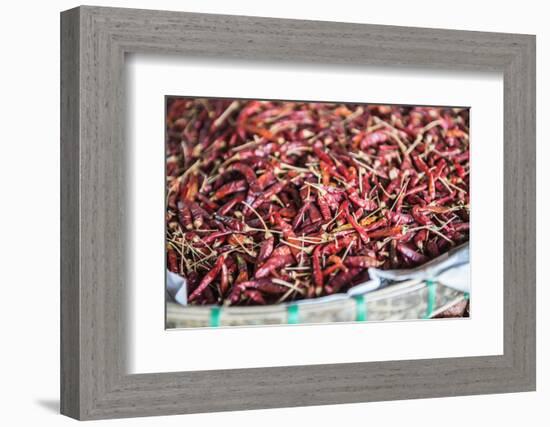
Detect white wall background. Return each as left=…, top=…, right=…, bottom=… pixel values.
left=0, top=0, right=546, bottom=425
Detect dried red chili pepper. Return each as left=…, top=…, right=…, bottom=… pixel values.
left=201, top=230, right=232, bottom=246
left=167, top=248, right=179, bottom=272
left=411, top=205, right=432, bottom=226
left=249, top=180, right=288, bottom=210
left=326, top=268, right=361, bottom=294
left=219, top=262, right=229, bottom=296
left=255, top=246, right=294, bottom=279
left=177, top=201, right=193, bottom=230
left=217, top=193, right=245, bottom=216
left=243, top=289, right=267, bottom=305
left=312, top=245, right=324, bottom=294
left=235, top=255, right=249, bottom=285
left=367, top=225, right=404, bottom=239
left=226, top=163, right=261, bottom=194
left=413, top=229, right=428, bottom=250
left=258, top=236, right=275, bottom=262
left=188, top=255, right=226, bottom=302
left=213, top=179, right=248, bottom=200
left=397, top=242, right=428, bottom=265
left=181, top=173, right=199, bottom=202
left=412, top=154, right=430, bottom=174
left=228, top=279, right=287, bottom=304
left=188, top=202, right=207, bottom=229
left=342, top=201, right=369, bottom=244
left=362, top=217, right=388, bottom=231
left=196, top=193, right=219, bottom=212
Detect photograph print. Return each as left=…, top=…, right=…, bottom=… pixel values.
left=165, top=97, right=470, bottom=328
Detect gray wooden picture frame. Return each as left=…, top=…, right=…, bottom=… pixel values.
left=60, top=5, right=536, bottom=420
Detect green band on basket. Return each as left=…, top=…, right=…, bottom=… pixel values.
left=209, top=306, right=221, bottom=327
left=424, top=280, right=436, bottom=319
left=354, top=295, right=367, bottom=321
left=287, top=304, right=300, bottom=324
left=463, top=292, right=470, bottom=300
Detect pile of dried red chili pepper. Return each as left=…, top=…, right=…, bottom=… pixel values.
left=166, top=99, right=469, bottom=306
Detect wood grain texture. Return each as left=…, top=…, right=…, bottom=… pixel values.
left=60, top=7, right=80, bottom=419
left=60, top=6, right=536, bottom=420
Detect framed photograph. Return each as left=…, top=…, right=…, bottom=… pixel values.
left=61, top=6, right=536, bottom=420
